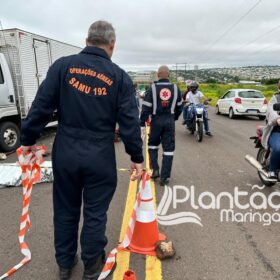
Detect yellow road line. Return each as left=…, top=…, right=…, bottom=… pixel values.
left=113, top=125, right=163, bottom=280
left=112, top=179, right=137, bottom=280
left=145, top=126, right=163, bottom=280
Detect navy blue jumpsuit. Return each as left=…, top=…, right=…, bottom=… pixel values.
left=20, top=46, right=143, bottom=269
left=140, top=79, right=182, bottom=179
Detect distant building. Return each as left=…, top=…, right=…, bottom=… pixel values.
left=194, top=65, right=199, bottom=71
left=129, top=71, right=157, bottom=86
left=150, top=71, right=158, bottom=82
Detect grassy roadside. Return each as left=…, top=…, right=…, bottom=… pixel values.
left=177, top=83, right=277, bottom=106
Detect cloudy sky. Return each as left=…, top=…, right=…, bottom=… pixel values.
left=1, top=0, right=280, bottom=71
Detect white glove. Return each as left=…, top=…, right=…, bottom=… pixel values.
left=141, top=127, right=146, bottom=141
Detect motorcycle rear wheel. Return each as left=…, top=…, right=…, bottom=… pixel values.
left=256, top=148, right=275, bottom=187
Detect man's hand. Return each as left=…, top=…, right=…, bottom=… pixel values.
left=141, top=127, right=146, bottom=141
left=277, top=118, right=280, bottom=125
left=130, top=162, right=143, bottom=181
left=21, top=145, right=36, bottom=154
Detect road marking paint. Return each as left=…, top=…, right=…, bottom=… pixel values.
left=112, top=179, right=137, bottom=280
left=146, top=254, right=163, bottom=280
left=145, top=125, right=163, bottom=280
left=113, top=125, right=163, bottom=280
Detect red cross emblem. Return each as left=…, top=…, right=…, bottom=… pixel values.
left=159, top=88, right=171, bottom=101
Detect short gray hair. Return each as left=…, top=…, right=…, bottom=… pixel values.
left=87, top=20, right=116, bottom=46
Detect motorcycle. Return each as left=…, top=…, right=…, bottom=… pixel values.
left=245, top=102, right=280, bottom=187
left=185, top=100, right=211, bottom=142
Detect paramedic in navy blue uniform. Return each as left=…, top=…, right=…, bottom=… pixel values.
left=20, top=21, right=143, bottom=280
left=140, top=65, right=182, bottom=186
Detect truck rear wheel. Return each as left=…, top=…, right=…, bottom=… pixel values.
left=0, top=122, right=20, bottom=153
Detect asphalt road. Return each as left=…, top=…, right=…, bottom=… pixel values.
left=0, top=108, right=280, bottom=280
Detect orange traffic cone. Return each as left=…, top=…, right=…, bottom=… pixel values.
left=128, top=174, right=166, bottom=256
left=123, top=270, right=137, bottom=280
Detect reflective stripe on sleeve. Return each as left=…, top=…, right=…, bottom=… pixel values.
left=171, top=85, right=178, bottom=114
left=151, top=84, right=157, bottom=115
left=142, top=101, right=153, bottom=107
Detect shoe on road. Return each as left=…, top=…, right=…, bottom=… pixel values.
left=268, top=171, right=277, bottom=180
left=206, top=131, right=213, bottom=136
left=59, top=255, right=78, bottom=280
left=83, top=254, right=118, bottom=280
left=160, top=178, right=170, bottom=186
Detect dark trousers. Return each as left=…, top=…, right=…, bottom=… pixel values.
left=148, top=116, right=175, bottom=179
left=268, top=132, right=280, bottom=172
left=183, top=106, right=188, bottom=121
left=52, top=127, right=116, bottom=269
left=186, top=105, right=210, bottom=132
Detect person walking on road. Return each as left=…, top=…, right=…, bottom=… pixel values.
left=140, top=65, right=182, bottom=186
left=20, top=21, right=143, bottom=280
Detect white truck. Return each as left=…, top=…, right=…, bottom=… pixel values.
left=0, top=28, right=82, bottom=152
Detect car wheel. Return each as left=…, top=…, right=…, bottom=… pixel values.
left=229, top=108, right=235, bottom=119
left=0, top=122, right=20, bottom=153
left=215, top=105, right=220, bottom=115
left=259, top=116, right=266, bottom=121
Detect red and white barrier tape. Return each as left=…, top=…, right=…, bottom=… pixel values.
left=0, top=146, right=46, bottom=280
left=98, top=172, right=150, bottom=280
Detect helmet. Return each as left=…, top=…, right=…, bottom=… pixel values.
left=189, top=81, right=199, bottom=93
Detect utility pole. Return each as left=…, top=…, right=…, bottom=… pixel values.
left=173, top=63, right=188, bottom=82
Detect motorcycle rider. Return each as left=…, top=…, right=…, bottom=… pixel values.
left=184, top=81, right=212, bottom=136
left=262, top=81, right=280, bottom=179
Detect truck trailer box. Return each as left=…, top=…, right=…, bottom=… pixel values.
left=0, top=28, right=82, bottom=152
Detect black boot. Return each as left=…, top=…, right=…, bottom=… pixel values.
left=83, top=255, right=105, bottom=280
left=151, top=169, right=160, bottom=179
left=83, top=254, right=117, bottom=280
left=160, top=178, right=170, bottom=186
left=59, top=255, right=78, bottom=280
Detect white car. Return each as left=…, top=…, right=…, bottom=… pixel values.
left=216, top=89, right=267, bottom=120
